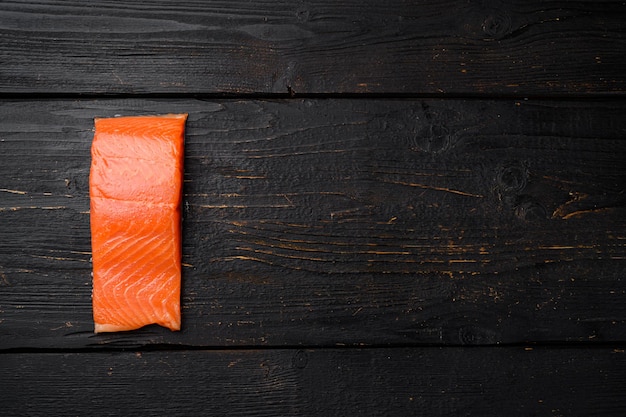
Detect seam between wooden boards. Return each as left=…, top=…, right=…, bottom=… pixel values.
left=2, top=341, right=626, bottom=355
left=2, top=92, right=626, bottom=101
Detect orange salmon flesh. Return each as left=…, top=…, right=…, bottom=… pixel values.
left=90, top=114, right=187, bottom=333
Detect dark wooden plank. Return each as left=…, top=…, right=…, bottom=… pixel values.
left=1, top=347, right=625, bottom=416
left=1, top=1, right=625, bottom=95
left=0, top=98, right=625, bottom=349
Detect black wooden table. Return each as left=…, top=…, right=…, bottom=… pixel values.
left=1, top=1, right=625, bottom=415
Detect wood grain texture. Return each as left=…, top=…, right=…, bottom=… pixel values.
left=3, top=1, right=625, bottom=413
left=2, top=347, right=625, bottom=416
left=1, top=98, right=624, bottom=349
left=1, top=0, right=624, bottom=95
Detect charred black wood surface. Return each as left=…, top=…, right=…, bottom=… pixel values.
left=0, top=1, right=624, bottom=95
left=2, top=347, right=626, bottom=417
left=0, top=98, right=624, bottom=350
left=1, top=1, right=625, bottom=415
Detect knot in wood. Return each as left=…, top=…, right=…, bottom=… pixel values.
left=482, top=11, right=512, bottom=40
left=496, top=162, right=528, bottom=194
left=295, top=5, right=310, bottom=22
left=292, top=349, right=309, bottom=369
left=514, top=197, right=547, bottom=222
left=412, top=124, right=455, bottom=154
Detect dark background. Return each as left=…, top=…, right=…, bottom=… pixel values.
left=1, top=1, right=625, bottom=415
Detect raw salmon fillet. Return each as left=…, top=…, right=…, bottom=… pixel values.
left=90, top=114, right=187, bottom=333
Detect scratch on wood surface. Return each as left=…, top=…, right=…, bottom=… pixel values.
left=69, top=250, right=92, bottom=255
left=552, top=192, right=589, bottom=218
left=195, top=203, right=294, bottom=209
left=241, top=237, right=414, bottom=256
left=381, top=179, right=483, bottom=198
left=330, top=206, right=372, bottom=219
left=246, top=149, right=351, bottom=159
left=561, top=207, right=614, bottom=220
left=224, top=255, right=283, bottom=268
left=0, top=188, right=28, bottom=195
left=0, top=206, right=66, bottom=212
left=229, top=228, right=371, bottom=248
left=50, top=321, right=73, bottom=331
left=542, top=175, right=587, bottom=188
left=236, top=246, right=326, bottom=262
left=537, top=245, right=597, bottom=250
left=30, top=254, right=90, bottom=262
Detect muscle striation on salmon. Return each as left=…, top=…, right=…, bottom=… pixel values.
left=90, top=114, right=187, bottom=333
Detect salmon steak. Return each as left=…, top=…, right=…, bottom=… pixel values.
left=90, top=114, right=187, bottom=333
